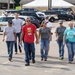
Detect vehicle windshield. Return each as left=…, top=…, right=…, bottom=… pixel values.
left=37, top=14, right=44, bottom=17
left=61, top=11, right=67, bottom=14
left=0, top=17, right=4, bottom=22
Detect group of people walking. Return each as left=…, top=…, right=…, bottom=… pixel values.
left=3, top=13, right=23, bottom=61
left=56, top=20, right=75, bottom=64
left=2, top=12, right=75, bottom=66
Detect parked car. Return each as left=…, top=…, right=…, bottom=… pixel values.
left=4, top=10, right=19, bottom=14
left=0, top=16, right=22, bottom=32
left=43, top=10, right=73, bottom=21
left=0, top=15, right=40, bottom=32
left=49, top=8, right=73, bottom=13
left=18, top=8, right=38, bottom=15
left=22, top=8, right=38, bottom=12
left=20, top=11, right=44, bottom=24
left=43, top=10, right=58, bottom=22
left=19, top=16, right=40, bottom=28
left=54, top=10, right=74, bottom=21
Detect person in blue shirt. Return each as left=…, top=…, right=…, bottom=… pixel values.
left=63, top=22, right=75, bottom=64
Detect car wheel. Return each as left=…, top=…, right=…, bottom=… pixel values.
left=49, top=17, right=55, bottom=22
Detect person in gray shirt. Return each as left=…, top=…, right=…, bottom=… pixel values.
left=39, top=21, right=51, bottom=61
left=55, top=20, right=66, bottom=60
left=3, top=20, right=16, bottom=61
left=12, top=13, right=23, bottom=54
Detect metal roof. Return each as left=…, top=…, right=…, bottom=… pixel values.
left=0, top=0, right=34, bottom=4
left=20, top=0, right=34, bottom=4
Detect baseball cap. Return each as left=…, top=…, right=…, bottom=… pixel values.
left=59, top=20, right=63, bottom=24
left=8, top=20, right=12, bottom=24
left=42, top=20, right=47, bottom=24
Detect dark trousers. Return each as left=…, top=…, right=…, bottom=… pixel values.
left=23, top=40, right=31, bottom=60
left=6, top=41, right=14, bottom=58
left=14, top=32, right=21, bottom=52
left=57, top=40, right=64, bottom=57
left=24, top=42, right=35, bottom=64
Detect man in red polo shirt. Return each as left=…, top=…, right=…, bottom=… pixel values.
left=20, top=17, right=39, bottom=66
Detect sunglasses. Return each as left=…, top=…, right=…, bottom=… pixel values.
left=26, top=20, right=31, bottom=22
left=42, top=22, right=47, bottom=24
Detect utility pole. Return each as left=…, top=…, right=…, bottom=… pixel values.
left=8, top=0, right=10, bottom=9
left=12, top=0, right=15, bottom=9
left=48, top=0, right=52, bottom=10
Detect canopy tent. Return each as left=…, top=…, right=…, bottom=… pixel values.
left=23, top=0, right=74, bottom=10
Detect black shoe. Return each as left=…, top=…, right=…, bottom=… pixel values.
left=32, top=59, right=35, bottom=63
left=41, top=58, right=43, bottom=61
left=69, top=61, right=72, bottom=64
left=8, top=57, right=12, bottom=61
left=71, top=59, right=73, bottom=61
left=59, top=56, right=64, bottom=60
left=19, top=49, right=22, bottom=53
left=15, top=52, right=18, bottom=54
left=25, top=63, right=30, bottom=66
left=44, top=59, right=47, bottom=61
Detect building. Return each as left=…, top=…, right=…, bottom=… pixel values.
left=0, top=0, right=34, bottom=9
left=0, top=0, right=14, bottom=9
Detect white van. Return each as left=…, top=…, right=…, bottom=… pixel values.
left=0, top=16, right=25, bottom=32
left=0, top=15, right=40, bottom=32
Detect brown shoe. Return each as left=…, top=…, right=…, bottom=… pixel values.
left=32, top=59, right=35, bottom=64
left=19, top=49, right=22, bottom=53
left=25, top=63, right=30, bottom=66
left=8, top=57, right=12, bottom=61
left=41, top=58, right=43, bottom=61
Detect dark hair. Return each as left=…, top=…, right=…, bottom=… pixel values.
left=8, top=20, right=12, bottom=24
left=40, top=20, right=47, bottom=27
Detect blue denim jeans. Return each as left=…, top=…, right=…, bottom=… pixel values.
left=66, top=42, right=75, bottom=62
left=24, top=42, right=35, bottom=64
left=14, top=32, right=21, bottom=52
left=40, top=39, right=49, bottom=59
left=57, top=40, right=64, bottom=57
left=6, top=41, right=14, bottom=58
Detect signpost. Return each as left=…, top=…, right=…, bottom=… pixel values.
left=8, top=0, right=10, bottom=9
left=48, top=0, right=52, bottom=10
